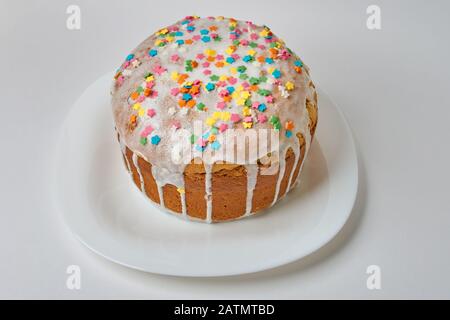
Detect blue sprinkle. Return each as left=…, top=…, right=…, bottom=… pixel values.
left=200, top=29, right=209, bottom=35
left=227, top=86, right=235, bottom=94
left=151, top=135, right=161, bottom=145
left=202, top=132, right=210, bottom=139
left=243, top=55, right=253, bottom=62
left=211, top=141, right=221, bottom=150
left=182, top=20, right=189, bottom=25
left=126, top=54, right=134, bottom=61
left=272, top=69, right=281, bottom=79
left=258, top=104, right=267, bottom=112
left=175, top=31, right=184, bottom=36
left=182, top=93, right=192, bottom=101
left=294, top=60, right=303, bottom=67
left=285, top=130, right=293, bottom=138
left=226, top=57, right=235, bottom=64
left=187, top=25, right=195, bottom=32
left=149, top=49, right=158, bottom=57
left=176, top=39, right=185, bottom=45
left=195, top=145, right=205, bottom=152
left=205, top=83, right=215, bottom=91
left=201, top=36, right=211, bottom=43
left=265, top=58, right=274, bottom=64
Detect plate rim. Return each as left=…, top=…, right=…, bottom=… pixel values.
left=53, top=72, right=358, bottom=277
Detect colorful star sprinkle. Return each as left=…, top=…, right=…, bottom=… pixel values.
left=113, top=16, right=308, bottom=151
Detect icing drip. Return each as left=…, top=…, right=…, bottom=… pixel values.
left=204, top=164, right=213, bottom=223
left=180, top=191, right=187, bottom=217
left=245, top=164, right=258, bottom=216
left=271, top=148, right=287, bottom=206
left=119, top=135, right=132, bottom=174
left=132, top=153, right=145, bottom=192
left=286, top=134, right=301, bottom=191
left=151, top=166, right=166, bottom=208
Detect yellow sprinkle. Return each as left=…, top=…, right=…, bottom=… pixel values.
left=242, top=106, right=251, bottom=116
left=212, top=111, right=221, bottom=119
left=220, top=112, right=231, bottom=121
left=160, top=28, right=169, bottom=35
left=146, top=75, right=154, bottom=82
left=268, top=67, right=275, bottom=74
left=241, top=91, right=251, bottom=99
left=133, top=103, right=141, bottom=110
left=206, top=117, right=216, bottom=127
left=236, top=98, right=246, bottom=106
left=285, top=81, right=295, bottom=91
left=247, top=49, right=256, bottom=56
left=208, top=135, right=216, bottom=142
left=243, top=122, right=253, bottom=129
left=171, top=71, right=179, bottom=81
left=219, top=75, right=228, bottom=81
left=138, top=108, right=145, bottom=117
left=205, top=49, right=216, bottom=56
left=230, top=67, right=237, bottom=75
left=166, top=36, right=174, bottom=42
left=177, top=188, right=185, bottom=194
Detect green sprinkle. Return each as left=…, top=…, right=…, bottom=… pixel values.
left=190, top=134, right=196, bottom=144
left=239, top=73, right=248, bottom=80
left=197, top=102, right=205, bottom=111
left=258, top=89, right=271, bottom=96
left=140, top=137, right=148, bottom=145
left=210, top=75, right=220, bottom=81
left=249, top=77, right=260, bottom=85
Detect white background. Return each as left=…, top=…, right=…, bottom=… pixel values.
left=1, top=0, right=449, bottom=299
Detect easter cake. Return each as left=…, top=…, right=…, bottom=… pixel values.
left=111, top=16, right=318, bottom=223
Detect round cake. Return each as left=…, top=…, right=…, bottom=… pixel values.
left=111, top=16, right=318, bottom=223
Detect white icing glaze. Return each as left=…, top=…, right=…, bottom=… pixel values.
left=132, top=152, right=145, bottom=192
left=111, top=16, right=318, bottom=222
left=204, top=164, right=213, bottom=223
left=245, top=164, right=258, bottom=216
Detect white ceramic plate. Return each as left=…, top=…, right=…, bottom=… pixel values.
left=54, top=72, right=358, bottom=277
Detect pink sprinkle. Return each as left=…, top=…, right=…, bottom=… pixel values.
left=196, top=53, right=205, bottom=60
left=172, top=120, right=181, bottom=129
left=228, top=77, right=237, bottom=85
left=202, top=61, right=210, bottom=68
left=216, top=81, right=227, bottom=87
left=258, top=44, right=266, bottom=50
left=219, top=123, right=228, bottom=133
left=141, top=125, right=154, bottom=137
left=252, top=101, right=260, bottom=109
left=231, top=53, right=240, bottom=60
left=230, top=113, right=241, bottom=123
left=147, top=108, right=156, bottom=117
left=210, top=33, right=218, bottom=38
left=216, top=101, right=226, bottom=110
left=229, top=34, right=237, bottom=40
left=151, top=90, right=158, bottom=98
left=198, top=138, right=207, bottom=147
left=240, top=39, right=249, bottom=46
left=137, top=96, right=145, bottom=102
left=242, top=82, right=250, bottom=89
left=250, top=33, right=259, bottom=40
left=153, top=64, right=166, bottom=75
left=216, top=54, right=224, bottom=60
left=244, top=116, right=253, bottom=123
left=170, top=54, right=180, bottom=62
left=123, top=61, right=130, bottom=68
left=192, top=35, right=201, bottom=41
left=219, top=89, right=229, bottom=97
left=170, top=87, right=180, bottom=96
left=203, top=69, right=212, bottom=75
left=257, top=114, right=267, bottom=123
left=146, top=81, right=155, bottom=88
left=266, top=95, right=274, bottom=103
